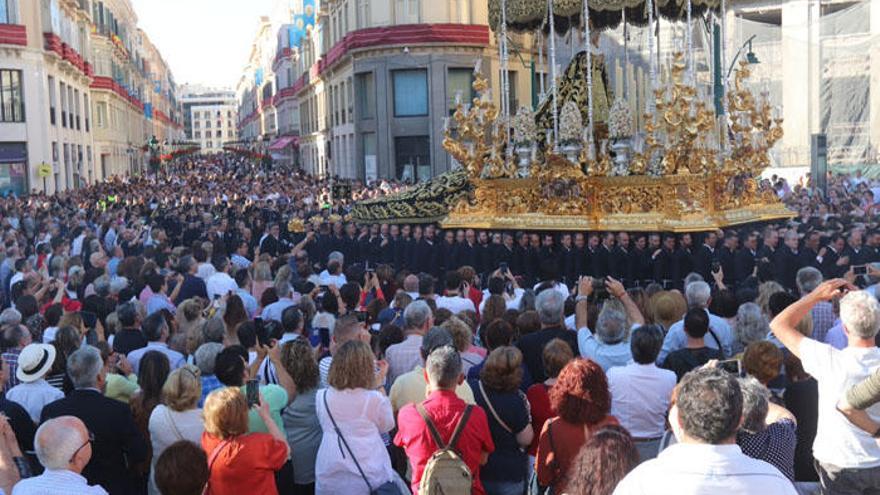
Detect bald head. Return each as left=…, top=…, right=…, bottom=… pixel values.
left=35, top=416, right=91, bottom=471
left=403, top=274, right=419, bottom=293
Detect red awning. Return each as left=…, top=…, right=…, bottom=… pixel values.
left=269, top=135, right=299, bottom=150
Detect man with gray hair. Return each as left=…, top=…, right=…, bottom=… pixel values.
left=394, top=345, right=494, bottom=495
left=771, top=279, right=880, bottom=493
left=658, top=280, right=733, bottom=364
left=40, top=346, right=147, bottom=494
left=13, top=416, right=107, bottom=494
left=796, top=266, right=835, bottom=342
left=194, top=342, right=224, bottom=407
left=517, top=286, right=579, bottom=382
left=389, top=327, right=476, bottom=413
left=776, top=230, right=801, bottom=292
left=385, top=300, right=434, bottom=383
left=735, top=377, right=797, bottom=481
left=575, top=276, right=645, bottom=371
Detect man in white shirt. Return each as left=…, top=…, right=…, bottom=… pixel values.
left=317, top=252, right=347, bottom=287
left=205, top=256, right=238, bottom=301
left=770, top=279, right=880, bottom=493
left=435, top=271, right=476, bottom=315
left=607, top=325, right=676, bottom=462
left=13, top=416, right=108, bottom=494
left=127, top=313, right=184, bottom=374
left=7, top=343, right=64, bottom=423
left=613, top=368, right=796, bottom=495
left=658, top=281, right=733, bottom=363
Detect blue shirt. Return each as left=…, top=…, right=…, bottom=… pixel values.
left=261, top=298, right=295, bottom=322
left=128, top=342, right=185, bottom=374
left=145, top=293, right=176, bottom=316
left=200, top=374, right=223, bottom=407
left=235, top=288, right=259, bottom=318
left=577, top=326, right=634, bottom=371
left=658, top=310, right=733, bottom=364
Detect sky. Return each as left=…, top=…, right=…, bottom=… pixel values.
left=131, top=0, right=276, bottom=89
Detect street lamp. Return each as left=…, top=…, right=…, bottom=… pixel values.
left=714, top=33, right=760, bottom=115
left=726, top=35, right=760, bottom=80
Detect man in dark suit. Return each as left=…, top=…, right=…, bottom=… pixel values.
left=819, top=234, right=848, bottom=280
left=718, top=231, right=739, bottom=287
left=693, top=231, right=718, bottom=281
left=799, top=231, right=823, bottom=270
left=592, top=232, right=615, bottom=279
left=415, top=225, right=440, bottom=276
left=652, top=234, right=677, bottom=286
left=558, top=233, right=577, bottom=286
left=439, top=230, right=458, bottom=273
left=673, top=233, right=695, bottom=282
left=775, top=230, right=803, bottom=292
left=611, top=232, right=632, bottom=285
left=734, top=232, right=759, bottom=285
left=516, top=289, right=579, bottom=382
left=843, top=229, right=869, bottom=267
left=41, top=346, right=147, bottom=495
left=573, top=233, right=588, bottom=278
left=630, top=235, right=651, bottom=284
left=512, top=232, right=531, bottom=280
left=456, top=229, right=479, bottom=271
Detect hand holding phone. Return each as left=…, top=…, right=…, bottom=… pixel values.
left=853, top=265, right=868, bottom=276
left=246, top=379, right=260, bottom=408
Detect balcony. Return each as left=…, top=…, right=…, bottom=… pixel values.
left=0, top=24, right=27, bottom=47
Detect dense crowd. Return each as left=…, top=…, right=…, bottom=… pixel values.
left=0, top=154, right=877, bottom=495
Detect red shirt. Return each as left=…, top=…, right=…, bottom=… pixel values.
left=525, top=383, right=555, bottom=456
left=394, top=389, right=495, bottom=495
left=202, top=432, right=288, bottom=495
left=535, top=415, right=619, bottom=492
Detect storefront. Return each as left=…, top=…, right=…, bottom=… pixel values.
left=0, top=143, right=28, bottom=196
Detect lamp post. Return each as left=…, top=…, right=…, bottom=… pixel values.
left=714, top=33, right=760, bottom=115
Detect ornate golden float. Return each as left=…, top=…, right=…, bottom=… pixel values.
left=351, top=51, right=792, bottom=232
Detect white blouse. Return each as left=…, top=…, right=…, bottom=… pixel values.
left=315, top=388, right=395, bottom=494
left=147, top=405, right=204, bottom=495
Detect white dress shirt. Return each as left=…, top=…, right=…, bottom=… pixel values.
left=607, top=363, right=676, bottom=438
left=800, top=338, right=880, bottom=468
left=657, top=310, right=733, bottom=364
left=318, top=271, right=347, bottom=288
left=7, top=379, right=65, bottom=423
left=205, top=271, right=238, bottom=301
left=613, top=443, right=797, bottom=495
left=435, top=295, right=476, bottom=315
left=12, top=469, right=108, bottom=494
left=128, top=342, right=185, bottom=374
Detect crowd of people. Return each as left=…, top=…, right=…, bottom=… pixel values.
left=0, top=153, right=876, bottom=495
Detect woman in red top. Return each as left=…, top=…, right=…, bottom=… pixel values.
left=526, top=338, right=575, bottom=456
left=535, top=358, right=618, bottom=493
left=201, top=386, right=290, bottom=495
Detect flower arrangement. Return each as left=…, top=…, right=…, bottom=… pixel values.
left=559, top=101, right=583, bottom=145
left=512, top=105, right=537, bottom=146
left=608, top=97, right=633, bottom=139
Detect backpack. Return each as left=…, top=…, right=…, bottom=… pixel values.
left=416, top=403, right=474, bottom=495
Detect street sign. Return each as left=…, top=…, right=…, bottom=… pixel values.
left=37, top=163, right=52, bottom=178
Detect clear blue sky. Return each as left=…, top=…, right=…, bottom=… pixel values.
left=131, top=0, right=276, bottom=88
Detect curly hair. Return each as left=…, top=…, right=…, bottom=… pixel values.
left=328, top=340, right=376, bottom=390
left=480, top=346, right=523, bottom=392
left=742, top=340, right=783, bottom=384
left=281, top=339, right=319, bottom=392
left=562, top=425, right=639, bottom=495
left=441, top=316, right=473, bottom=353
left=549, top=358, right=611, bottom=425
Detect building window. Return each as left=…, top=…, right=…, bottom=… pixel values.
left=395, top=0, right=418, bottom=24
left=0, top=0, right=19, bottom=24
left=504, top=70, right=518, bottom=111
left=357, top=0, right=370, bottom=28
left=215, top=130, right=221, bottom=137
left=74, top=89, right=81, bottom=130
left=194, top=120, right=200, bottom=128
left=392, top=69, right=428, bottom=117
left=194, top=131, right=201, bottom=139
left=206, top=120, right=211, bottom=128
left=0, top=70, right=23, bottom=123
left=0, top=143, right=27, bottom=196
left=48, top=76, right=56, bottom=125
left=447, top=69, right=473, bottom=114
left=395, top=135, right=429, bottom=180
left=96, top=102, right=106, bottom=127
left=59, top=82, right=67, bottom=127
left=84, top=93, right=90, bottom=132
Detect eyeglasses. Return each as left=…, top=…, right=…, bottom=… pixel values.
left=69, top=430, right=95, bottom=464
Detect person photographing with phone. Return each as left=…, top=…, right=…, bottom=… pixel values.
left=769, top=279, right=880, bottom=493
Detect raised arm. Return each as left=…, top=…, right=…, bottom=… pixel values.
left=606, top=277, right=644, bottom=326
left=769, top=279, right=853, bottom=359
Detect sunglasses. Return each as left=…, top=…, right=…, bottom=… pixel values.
left=69, top=430, right=95, bottom=463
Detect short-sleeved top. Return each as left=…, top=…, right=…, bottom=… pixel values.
left=737, top=418, right=797, bottom=481
left=394, top=390, right=495, bottom=495
left=526, top=383, right=555, bottom=456
left=469, top=380, right=531, bottom=482
left=240, top=384, right=287, bottom=433
left=202, top=432, right=288, bottom=495
left=282, top=388, right=322, bottom=485
left=661, top=347, right=722, bottom=381
left=535, top=415, right=619, bottom=492
left=799, top=338, right=880, bottom=468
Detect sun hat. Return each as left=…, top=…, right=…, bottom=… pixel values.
left=16, top=343, right=57, bottom=384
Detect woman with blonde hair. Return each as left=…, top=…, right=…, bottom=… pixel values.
left=148, top=365, right=204, bottom=495
left=648, top=291, right=687, bottom=332
left=251, top=261, right=273, bottom=302
left=315, top=340, right=396, bottom=494
left=756, top=281, right=786, bottom=318
left=201, top=387, right=289, bottom=495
